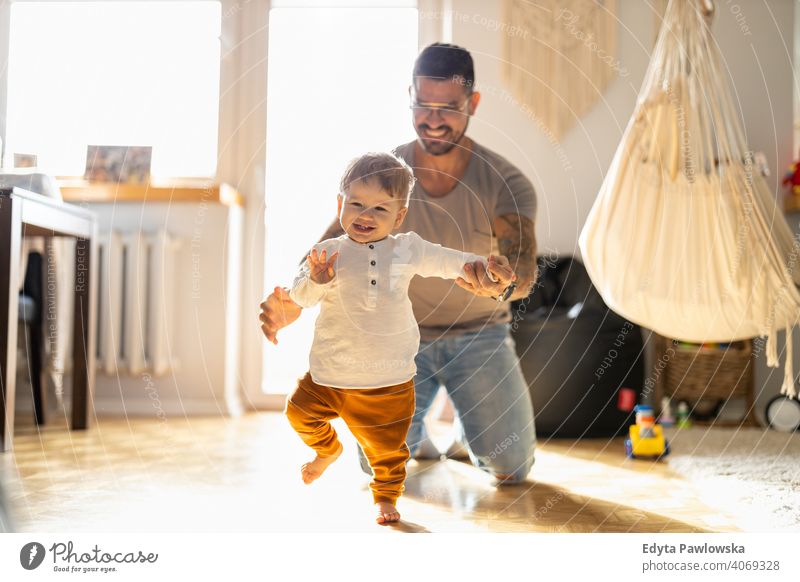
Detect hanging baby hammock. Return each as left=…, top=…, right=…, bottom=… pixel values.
left=579, top=0, right=800, bottom=398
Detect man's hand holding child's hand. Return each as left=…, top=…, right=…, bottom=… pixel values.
left=456, top=254, right=517, bottom=298
left=308, top=248, right=339, bottom=284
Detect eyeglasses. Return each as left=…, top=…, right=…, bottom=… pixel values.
left=409, top=97, right=470, bottom=118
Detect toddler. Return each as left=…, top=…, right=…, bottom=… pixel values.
left=283, top=152, right=516, bottom=524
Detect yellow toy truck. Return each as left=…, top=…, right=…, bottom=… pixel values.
left=624, top=405, right=670, bottom=460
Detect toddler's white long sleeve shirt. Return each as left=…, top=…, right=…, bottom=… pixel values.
left=290, top=231, right=487, bottom=389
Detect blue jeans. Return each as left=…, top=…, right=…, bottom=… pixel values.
left=359, top=322, right=536, bottom=482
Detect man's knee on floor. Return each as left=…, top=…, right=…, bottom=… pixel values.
left=490, top=463, right=533, bottom=484
left=481, top=448, right=536, bottom=484
left=491, top=471, right=527, bottom=484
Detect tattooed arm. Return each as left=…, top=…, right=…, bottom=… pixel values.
left=493, top=213, right=538, bottom=301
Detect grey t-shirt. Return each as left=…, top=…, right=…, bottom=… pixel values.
left=393, top=140, right=537, bottom=341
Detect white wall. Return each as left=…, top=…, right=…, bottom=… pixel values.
left=217, top=0, right=271, bottom=411
left=451, top=0, right=653, bottom=255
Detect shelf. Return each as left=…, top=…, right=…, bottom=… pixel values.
left=653, top=334, right=757, bottom=426
left=671, top=341, right=747, bottom=354
left=57, top=178, right=244, bottom=207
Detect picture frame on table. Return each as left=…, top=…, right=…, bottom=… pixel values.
left=84, top=145, right=152, bottom=183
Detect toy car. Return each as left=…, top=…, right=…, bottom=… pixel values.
left=624, top=405, right=670, bottom=459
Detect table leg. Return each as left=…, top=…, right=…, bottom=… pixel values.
left=71, top=235, right=97, bottom=430
left=0, top=196, right=22, bottom=452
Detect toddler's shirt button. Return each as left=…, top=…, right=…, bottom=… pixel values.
left=369, top=244, right=374, bottom=249
left=371, top=280, right=376, bottom=285
left=370, top=260, right=376, bottom=266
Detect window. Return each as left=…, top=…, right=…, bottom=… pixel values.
left=5, top=1, right=221, bottom=178
left=262, top=2, right=418, bottom=394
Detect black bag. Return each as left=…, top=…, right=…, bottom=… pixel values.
left=511, top=256, right=645, bottom=438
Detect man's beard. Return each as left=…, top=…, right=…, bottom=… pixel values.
left=415, top=120, right=468, bottom=156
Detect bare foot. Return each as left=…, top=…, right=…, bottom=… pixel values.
left=375, top=501, right=401, bottom=524
left=300, top=444, right=343, bottom=484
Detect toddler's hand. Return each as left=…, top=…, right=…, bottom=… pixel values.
left=307, top=248, right=339, bottom=284
left=456, top=254, right=517, bottom=299
left=487, top=254, right=516, bottom=286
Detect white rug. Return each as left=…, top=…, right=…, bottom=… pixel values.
left=664, top=426, right=800, bottom=531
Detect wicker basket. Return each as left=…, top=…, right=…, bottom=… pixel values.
left=653, top=334, right=756, bottom=425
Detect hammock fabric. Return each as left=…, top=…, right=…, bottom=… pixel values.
left=579, top=0, right=800, bottom=398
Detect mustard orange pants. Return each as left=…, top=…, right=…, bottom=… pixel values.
left=285, top=372, right=415, bottom=505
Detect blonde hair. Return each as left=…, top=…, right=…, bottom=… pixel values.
left=340, top=152, right=416, bottom=207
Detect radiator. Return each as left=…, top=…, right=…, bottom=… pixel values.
left=97, top=229, right=180, bottom=376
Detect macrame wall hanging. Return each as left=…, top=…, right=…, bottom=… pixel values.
left=579, top=0, right=800, bottom=398
left=502, top=0, right=618, bottom=139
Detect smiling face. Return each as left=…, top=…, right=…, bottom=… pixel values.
left=411, top=77, right=480, bottom=156
left=337, top=179, right=408, bottom=243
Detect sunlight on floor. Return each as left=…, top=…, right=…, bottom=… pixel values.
left=0, top=412, right=750, bottom=533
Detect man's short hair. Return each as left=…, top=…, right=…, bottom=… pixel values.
left=340, top=152, right=416, bottom=208
left=412, top=42, right=474, bottom=91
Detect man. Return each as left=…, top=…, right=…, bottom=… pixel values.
left=260, top=43, right=538, bottom=484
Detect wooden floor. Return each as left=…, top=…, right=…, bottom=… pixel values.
left=0, top=411, right=742, bottom=533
